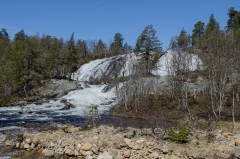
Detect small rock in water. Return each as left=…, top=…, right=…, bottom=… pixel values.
left=19, top=107, right=32, bottom=114
left=61, top=102, right=75, bottom=110
left=60, top=98, right=67, bottom=103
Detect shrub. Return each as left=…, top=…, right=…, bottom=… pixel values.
left=166, top=123, right=190, bottom=143
left=85, top=104, right=101, bottom=127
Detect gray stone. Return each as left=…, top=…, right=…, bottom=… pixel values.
left=132, top=144, right=141, bottom=150
left=39, top=79, right=77, bottom=99
left=60, top=98, right=67, bottom=103
left=19, top=107, right=32, bottom=114
left=123, top=138, right=131, bottom=145
left=124, top=150, right=131, bottom=158
left=91, top=147, right=99, bottom=155
left=237, top=134, right=240, bottom=139
left=115, top=154, right=124, bottom=159
left=23, top=144, right=30, bottom=149
left=162, top=148, right=169, bottom=154
left=75, top=150, right=80, bottom=156
left=16, top=142, right=20, bottom=148
left=61, top=102, right=75, bottom=110
left=170, top=155, right=178, bottom=159
left=97, top=151, right=113, bottom=159
left=124, top=133, right=134, bottom=139
left=65, top=148, right=74, bottom=155
left=81, top=143, right=92, bottom=151
left=64, top=127, right=78, bottom=133
left=30, top=143, right=35, bottom=149
left=150, top=152, right=159, bottom=158
left=233, top=147, right=240, bottom=158
left=4, top=140, right=11, bottom=146
left=49, top=141, right=55, bottom=147
left=57, top=147, right=63, bottom=154
left=85, top=156, right=93, bottom=159
left=42, top=149, right=54, bottom=157
left=85, top=151, right=93, bottom=156
left=25, top=138, right=31, bottom=144
left=136, top=139, right=145, bottom=144
left=109, top=149, right=118, bottom=157
left=236, top=139, right=240, bottom=147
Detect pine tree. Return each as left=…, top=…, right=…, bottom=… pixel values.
left=135, top=24, right=162, bottom=75
left=0, top=28, right=10, bottom=59
left=0, top=28, right=9, bottom=39
left=226, top=7, right=240, bottom=34
left=66, top=32, right=78, bottom=79
left=204, top=14, right=220, bottom=39
left=76, top=39, right=88, bottom=63
left=96, top=39, right=106, bottom=58
left=14, top=29, right=28, bottom=41
left=110, top=33, right=124, bottom=55
left=192, top=21, right=205, bottom=48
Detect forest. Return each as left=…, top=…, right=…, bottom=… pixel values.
left=1, top=7, right=240, bottom=127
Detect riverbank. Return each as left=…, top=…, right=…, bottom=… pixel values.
left=3, top=122, right=240, bottom=159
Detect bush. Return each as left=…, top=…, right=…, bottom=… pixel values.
left=166, top=123, right=190, bottom=143
left=85, top=104, right=101, bottom=127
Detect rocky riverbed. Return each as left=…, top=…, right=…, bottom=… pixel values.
left=3, top=124, right=240, bottom=159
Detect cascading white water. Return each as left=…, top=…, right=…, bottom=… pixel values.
left=0, top=51, right=202, bottom=129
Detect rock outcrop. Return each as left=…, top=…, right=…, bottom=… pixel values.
left=38, top=79, right=77, bottom=99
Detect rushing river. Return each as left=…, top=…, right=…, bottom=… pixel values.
left=0, top=84, right=119, bottom=158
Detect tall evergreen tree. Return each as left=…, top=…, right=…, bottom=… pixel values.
left=226, top=7, right=240, bottom=34
left=76, top=39, right=88, bottom=63
left=14, top=29, right=28, bottom=41
left=0, top=28, right=9, bottom=38
left=95, top=39, right=106, bottom=58
left=204, top=14, right=220, bottom=39
left=135, top=24, right=162, bottom=75
left=66, top=32, right=78, bottom=79
left=110, top=33, right=124, bottom=55
left=0, top=28, right=10, bottom=59
left=45, top=37, right=62, bottom=78
left=6, top=40, right=27, bottom=98
left=192, top=21, right=205, bottom=48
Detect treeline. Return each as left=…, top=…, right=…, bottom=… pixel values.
left=114, top=7, right=240, bottom=126
left=0, top=30, right=132, bottom=105
left=168, top=7, right=240, bottom=121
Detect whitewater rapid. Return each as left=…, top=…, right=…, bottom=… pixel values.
left=0, top=84, right=116, bottom=132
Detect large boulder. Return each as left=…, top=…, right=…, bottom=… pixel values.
left=38, top=79, right=77, bottom=99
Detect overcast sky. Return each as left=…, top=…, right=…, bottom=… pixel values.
left=0, top=0, right=239, bottom=50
